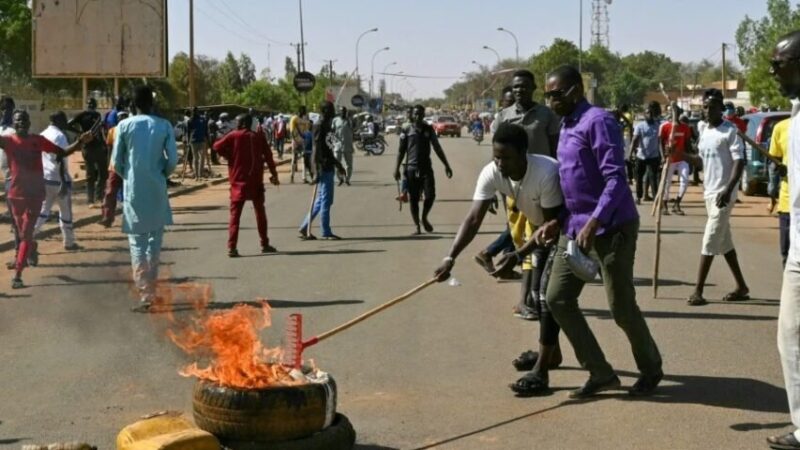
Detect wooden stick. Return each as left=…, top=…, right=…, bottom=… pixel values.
left=736, top=130, right=783, bottom=166
left=653, top=195, right=664, bottom=298
left=305, top=182, right=318, bottom=237
left=314, top=278, right=437, bottom=343
left=652, top=101, right=679, bottom=297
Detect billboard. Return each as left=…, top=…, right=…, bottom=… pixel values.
left=32, top=0, right=168, bottom=78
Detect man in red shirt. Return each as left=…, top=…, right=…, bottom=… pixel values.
left=0, top=110, right=90, bottom=288
left=659, top=111, right=692, bottom=215
left=213, top=113, right=279, bottom=257
left=724, top=102, right=747, bottom=133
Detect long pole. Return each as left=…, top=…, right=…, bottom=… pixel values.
left=370, top=47, right=389, bottom=99
left=721, top=43, right=727, bottom=99
left=298, top=0, right=306, bottom=71
left=188, top=0, right=195, bottom=107
left=498, top=27, right=519, bottom=62
left=482, top=45, right=501, bottom=66
left=355, top=28, right=378, bottom=92
left=579, top=0, right=583, bottom=72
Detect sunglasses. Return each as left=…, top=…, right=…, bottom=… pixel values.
left=543, top=84, right=577, bottom=100
left=770, top=57, right=800, bottom=71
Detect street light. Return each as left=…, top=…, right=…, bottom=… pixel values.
left=370, top=46, right=390, bottom=98
left=482, top=45, right=501, bottom=67
left=355, top=27, right=378, bottom=90
left=497, top=27, right=519, bottom=61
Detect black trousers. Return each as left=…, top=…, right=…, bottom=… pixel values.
left=781, top=212, right=790, bottom=267
left=635, top=157, right=660, bottom=200
left=83, top=148, right=108, bottom=204
left=406, top=167, right=436, bottom=224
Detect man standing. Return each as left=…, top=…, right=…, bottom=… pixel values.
left=538, top=65, right=663, bottom=397
left=68, top=98, right=107, bottom=207
left=494, top=70, right=560, bottom=157
left=683, top=89, right=749, bottom=306
left=0, top=111, right=90, bottom=288
left=112, top=85, right=178, bottom=307
left=394, top=104, right=453, bottom=235
left=630, top=101, right=663, bottom=204
left=434, top=123, right=564, bottom=395
left=273, top=114, right=286, bottom=158
left=490, top=86, right=515, bottom=134
left=333, top=107, right=354, bottom=185
left=100, top=111, right=130, bottom=227
left=187, top=107, right=209, bottom=181
left=769, top=118, right=791, bottom=266
left=769, top=28, right=800, bottom=450
left=298, top=101, right=347, bottom=240
left=34, top=112, right=80, bottom=250
left=659, top=107, right=692, bottom=215
left=213, top=114, right=279, bottom=257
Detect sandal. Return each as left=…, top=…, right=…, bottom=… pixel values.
left=687, top=293, right=707, bottom=306
left=509, top=372, right=551, bottom=397
left=723, top=290, right=750, bottom=302
left=512, top=350, right=539, bottom=371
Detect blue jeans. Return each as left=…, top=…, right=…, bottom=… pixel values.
left=128, top=228, right=164, bottom=296
left=486, top=228, right=513, bottom=257
left=299, top=169, right=335, bottom=237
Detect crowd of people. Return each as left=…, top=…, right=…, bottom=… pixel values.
left=6, top=30, right=800, bottom=449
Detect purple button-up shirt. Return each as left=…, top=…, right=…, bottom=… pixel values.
left=558, top=99, right=638, bottom=238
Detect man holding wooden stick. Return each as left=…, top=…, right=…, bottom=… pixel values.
left=681, top=89, right=749, bottom=306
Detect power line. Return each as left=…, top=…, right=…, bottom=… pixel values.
left=205, top=1, right=290, bottom=47
left=195, top=5, right=264, bottom=47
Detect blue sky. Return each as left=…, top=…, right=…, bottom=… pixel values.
left=167, top=0, right=769, bottom=98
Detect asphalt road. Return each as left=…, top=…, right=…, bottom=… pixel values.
left=0, top=133, right=788, bottom=449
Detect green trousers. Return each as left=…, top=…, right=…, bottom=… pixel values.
left=545, top=219, right=662, bottom=379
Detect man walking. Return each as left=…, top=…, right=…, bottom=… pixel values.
left=660, top=107, right=692, bottom=215
left=100, top=111, right=130, bottom=227
left=34, top=111, right=80, bottom=250
left=394, top=104, right=453, bottom=235
left=769, top=28, right=800, bottom=450
left=298, top=101, right=346, bottom=240
left=68, top=98, right=107, bottom=207
left=630, top=101, right=663, bottom=204
left=213, top=114, right=279, bottom=257
left=683, top=89, right=749, bottom=306
left=111, top=85, right=178, bottom=307
left=0, top=111, right=90, bottom=288
left=333, top=107, right=354, bottom=185
left=537, top=65, right=663, bottom=398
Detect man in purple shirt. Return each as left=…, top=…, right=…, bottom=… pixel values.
left=536, top=65, right=663, bottom=398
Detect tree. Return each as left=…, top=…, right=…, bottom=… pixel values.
left=0, top=0, right=32, bottom=83
left=238, top=53, right=256, bottom=86
left=284, top=57, right=297, bottom=78
left=219, top=51, right=244, bottom=95
left=600, top=69, right=649, bottom=108
left=736, top=0, right=800, bottom=107
left=620, top=51, right=682, bottom=90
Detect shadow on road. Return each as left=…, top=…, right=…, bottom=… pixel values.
left=172, top=205, right=226, bottom=212
left=274, top=249, right=386, bottom=256
left=730, top=421, right=792, bottom=431
left=140, top=299, right=364, bottom=313
left=354, top=445, right=401, bottom=450
left=31, top=275, right=235, bottom=288
left=45, top=246, right=199, bottom=255
left=582, top=307, right=775, bottom=322
left=614, top=369, right=788, bottom=414
left=0, top=438, right=30, bottom=445
left=36, top=261, right=175, bottom=269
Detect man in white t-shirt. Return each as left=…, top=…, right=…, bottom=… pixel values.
left=34, top=111, right=79, bottom=250
left=433, top=123, right=565, bottom=396
left=681, top=89, right=749, bottom=306
left=768, top=29, right=800, bottom=450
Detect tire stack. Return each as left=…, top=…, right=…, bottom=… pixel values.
left=192, top=377, right=355, bottom=450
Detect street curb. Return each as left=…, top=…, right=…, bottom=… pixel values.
left=0, top=158, right=290, bottom=253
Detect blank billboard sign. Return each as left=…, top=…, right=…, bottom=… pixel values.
left=32, top=0, right=167, bottom=77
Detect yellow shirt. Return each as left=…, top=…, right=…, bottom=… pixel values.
left=770, top=119, right=790, bottom=213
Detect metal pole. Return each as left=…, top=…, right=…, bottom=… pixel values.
left=355, top=28, right=378, bottom=92
left=721, top=43, right=727, bottom=99
left=189, top=0, right=196, bottom=107
left=298, top=0, right=306, bottom=71
left=498, top=27, right=519, bottom=62
left=82, top=78, right=88, bottom=106
left=579, top=0, right=583, bottom=73
left=482, top=46, right=501, bottom=66
left=370, top=47, right=389, bottom=99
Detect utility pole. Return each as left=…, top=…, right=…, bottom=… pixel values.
left=267, top=43, right=271, bottom=81
left=298, top=0, right=306, bottom=71
left=721, top=43, right=727, bottom=99
left=323, top=59, right=336, bottom=87
left=579, top=0, right=583, bottom=72
left=188, top=0, right=196, bottom=107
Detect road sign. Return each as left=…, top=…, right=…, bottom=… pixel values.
left=351, top=95, right=365, bottom=107
left=293, top=71, right=316, bottom=93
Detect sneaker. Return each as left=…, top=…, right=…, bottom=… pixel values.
left=474, top=251, right=496, bottom=274
left=512, top=303, right=539, bottom=321
left=64, top=243, right=82, bottom=251
left=11, top=277, right=23, bottom=289
left=228, top=248, right=240, bottom=258
left=261, top=245, right=277, bottom=253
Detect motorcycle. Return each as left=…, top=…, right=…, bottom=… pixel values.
left=356, top=131, right=386, bottom=155
left=472, top=128, right=484, bottom=144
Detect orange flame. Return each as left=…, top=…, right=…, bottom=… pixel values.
left=155, top=282, right=305, bottom=389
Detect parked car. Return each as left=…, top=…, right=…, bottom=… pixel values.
left=740, top=111, right=790, bottom=195
left=432, top=115, right=461, bottom=137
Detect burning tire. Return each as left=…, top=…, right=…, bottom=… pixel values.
left=192, top=377, right=338, bottom=443
left=220, top=413, right=355, bottom=450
